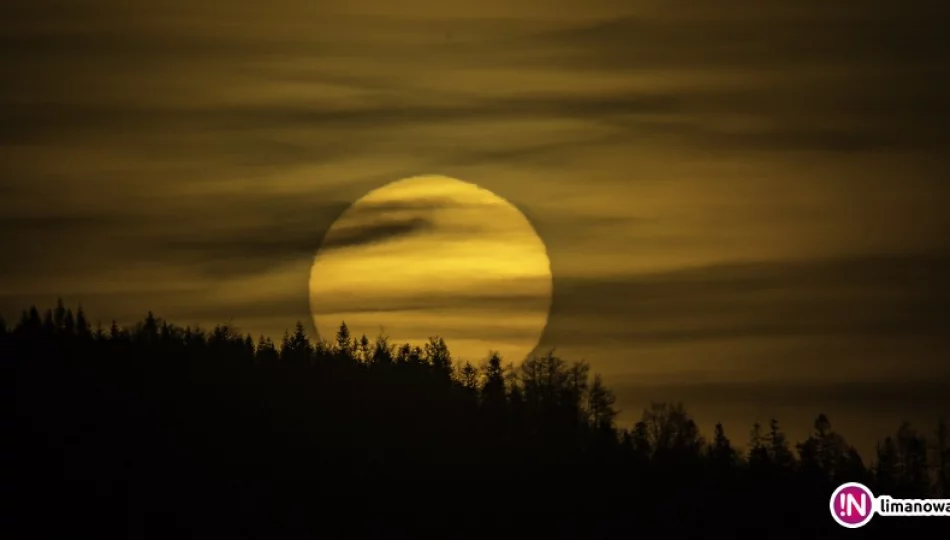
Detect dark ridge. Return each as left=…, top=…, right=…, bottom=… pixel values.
left=3, top=301, right=947, bottom=538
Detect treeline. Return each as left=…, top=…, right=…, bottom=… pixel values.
left=3, top=300, right=949, bottom=538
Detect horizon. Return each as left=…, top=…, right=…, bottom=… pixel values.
left=5, top=298, right=945, bottom=464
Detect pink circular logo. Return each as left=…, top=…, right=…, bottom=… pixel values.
left=830, top=482, right=875, bottom=528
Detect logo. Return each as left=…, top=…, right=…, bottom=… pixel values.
left=830, top=482, right=875, bottom=528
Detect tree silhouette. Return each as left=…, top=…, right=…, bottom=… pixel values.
left=481, top=352, right=505, bottom=405
left=933, top=418, right=950, bottom=497
left=62, top=308, right=75, bottom=336
left=335, top=321, right=353, bottom=358
left=141, top=311, right=159, bottom=343
left=425, top=336, right=453, bottom=380
left=395, top=342, right=423, bottom=365
left=641, top=402, right=703, bottom=459
left=875, top=435, right=900, bottom=494
left=54, top=297, right=66, bottom=330
left=357, top=333, right=371, bottom=363
left=458, top=360, right=479, bottom=392
left=798, top=413, right=865, bottom=487
left=586, top=374, right=617, bottom=431
left=748, top=421, right=771, bottom=473
left=42, top=308, right=55, bottom=334
left=3, top=300, right=944, bottom=537
left=281, top=321, right=313, bottom=364
left=371, top=335, right=394, bottom=365
left=75, top=305, right=90, bottom=338
left=895, top=422, right=931, bottom=497
left=27, top=306, right=42, bottom=334
left=708, top=422, right=738, bottom=470
left=256, top=335, right=279, bottom=364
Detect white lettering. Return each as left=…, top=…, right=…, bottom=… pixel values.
left=846, top=493, right=868, bottom=517
left=877, top=496, right=950, bottom=517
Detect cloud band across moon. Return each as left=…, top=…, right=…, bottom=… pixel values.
left=309, top=175, right=553, bottom=363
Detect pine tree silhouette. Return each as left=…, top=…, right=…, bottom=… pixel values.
left=3, top=300, right=944, bottom=538
left=75, top=305, right=90, bottom=338
left=934, top=418, right=950, bottom=497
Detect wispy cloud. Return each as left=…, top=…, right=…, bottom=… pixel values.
left=543, top=253, right=950, bottom=347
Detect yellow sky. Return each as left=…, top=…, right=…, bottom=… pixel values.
left=2, top=0, right=949, bottom=456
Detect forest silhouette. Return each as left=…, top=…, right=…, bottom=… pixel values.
left=4, top=300, right=949, bottom=537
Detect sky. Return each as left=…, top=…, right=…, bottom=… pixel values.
left=2, top=0, right=949, bottom=458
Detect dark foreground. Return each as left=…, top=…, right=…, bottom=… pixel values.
left=3, top=305, right=948, bottom=538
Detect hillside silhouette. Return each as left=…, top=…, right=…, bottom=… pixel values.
left=4, top=300, right=949, bottom=538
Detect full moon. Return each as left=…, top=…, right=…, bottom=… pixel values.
left=309, top=175, right=552, bottom=365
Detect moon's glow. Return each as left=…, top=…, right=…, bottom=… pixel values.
left=309, top=175, right=552, bottom=363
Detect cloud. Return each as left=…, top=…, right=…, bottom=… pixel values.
left=319, top=218, right=431, bottom=251
left=541, top=253, right=950, bottom=348
left=5, top=0, right=947, bottom=168
left=497, top=6, right=949, bottom=153
left=0, top=213, right=131, bottom=232
left=0, top=93, right=681, bottom=142
left=139, top=195, right=500, bottom=279
left=524, top=3, right=948, bottom=71
left=160, top=214, right=435, bottom=269
left=310, top=283, right=550, bottom=316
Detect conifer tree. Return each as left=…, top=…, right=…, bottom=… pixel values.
left=75, top=305, right=90, bottom=338
left=63, top=309, right=75, bottom=336
left=335, top=321, right=352, bottom=358
left=54, top=297, right=66, bottom=330
left=43, top=309, right=55, bottom=334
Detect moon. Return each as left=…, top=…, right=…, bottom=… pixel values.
left=309, top=175, right=552, bottom=364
